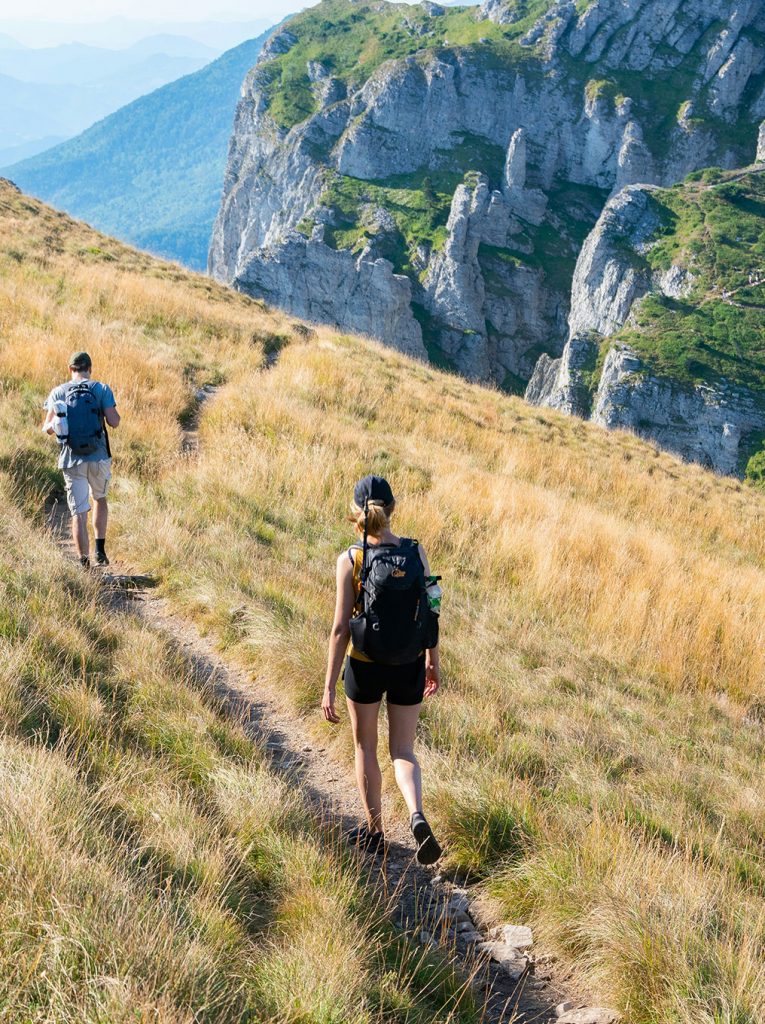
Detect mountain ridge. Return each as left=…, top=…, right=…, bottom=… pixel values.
left=4, top=30, right=272, bottom=269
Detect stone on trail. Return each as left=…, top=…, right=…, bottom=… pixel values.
left=450, top=909, right=473, bottom=926
left=477, top=940, right=529, bottom=977
left=488, top=923, right=534, bottom=950
left=501, top=956, right=529, bottom=980
left=557, top=1009, right=620, bottom=1024
left=499, top=924, right=533, bottom=950
left=448, top=891, right=471, bottom=914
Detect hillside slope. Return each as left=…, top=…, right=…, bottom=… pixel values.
left=3, top=30, right=271, bottom=269
left=0, top=181, right=480, bottom=1024
left=3, top=180, right=765, bottom=1023
left=527, top=166, right=765, bottom=478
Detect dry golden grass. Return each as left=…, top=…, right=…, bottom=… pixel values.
left=0, top=494, right=477, bottom=1024
left=2, top=179, right=765, bottom=1023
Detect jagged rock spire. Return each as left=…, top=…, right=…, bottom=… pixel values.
left=503, top=127, right=527, bottom=195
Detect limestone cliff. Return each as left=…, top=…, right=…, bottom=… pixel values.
left=526, top=169, right=765, bottom=477
left=210, top=0, right=765, bottom=389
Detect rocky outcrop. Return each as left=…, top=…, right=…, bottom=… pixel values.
left=592, top=345, right=765, bottom=475
left=568, top=185, right=659, bottom=337
left=525, top=334, right=599, bottom=417
left=211, top=0, right=765, bottom=380
left=526, top=182, right=765, bottom=475
left=236, top=233, right=426, bottom=358
left=758, top=120, right=765, bottom=162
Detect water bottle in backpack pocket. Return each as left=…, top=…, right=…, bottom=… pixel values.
left=349, top=539, right=439, bottom=665
left=51, top=400, right=69, bottom=440
left=64, top=382, right=104, bottom=456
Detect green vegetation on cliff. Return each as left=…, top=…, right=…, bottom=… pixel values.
left=314, top=134, right=507, bottom=275
left=613, top=169, right=765, bottom=478
left=261, top=0, right=552, bottom=131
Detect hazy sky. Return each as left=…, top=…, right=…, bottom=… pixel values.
left=5, top=1, right=305, bottom=20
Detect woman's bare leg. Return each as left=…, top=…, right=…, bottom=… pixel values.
left=346, top=698, right=383, bottom=832
left=387, top=702, right=423, bottom=816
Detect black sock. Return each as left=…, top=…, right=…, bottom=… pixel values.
left=411, top=811, right=427, bottom=830
left=95, top=539, right=106, bottom=557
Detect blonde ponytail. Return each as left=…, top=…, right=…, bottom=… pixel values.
left=350, top=498, right=395, bottom=536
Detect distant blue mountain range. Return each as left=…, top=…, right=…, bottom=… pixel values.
left=3, top=29, right=272, bottom=269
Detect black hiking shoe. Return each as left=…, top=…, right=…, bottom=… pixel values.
left=346, top=825, right=386, bottom=855
left=79, top=555, right=91, bottom=570
left=95, top=551, right=110, bottom=566
left=411, top=813, right=442, bottom=865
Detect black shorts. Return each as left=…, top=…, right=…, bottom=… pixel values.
left=343, top=654, right=425, bottom=706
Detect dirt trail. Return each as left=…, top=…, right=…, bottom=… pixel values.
left=44, top=386, right=580, bottom=1024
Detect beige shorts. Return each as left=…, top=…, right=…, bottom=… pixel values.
left=63, top=459, right=112, bottom=517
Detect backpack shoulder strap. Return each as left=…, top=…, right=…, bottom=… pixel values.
left=349, top=545, right=364, bottom=606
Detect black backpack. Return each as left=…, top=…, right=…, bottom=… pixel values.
left=349, top=536, right=438, bottom=665
left=64, top=381, right=106, bottom=456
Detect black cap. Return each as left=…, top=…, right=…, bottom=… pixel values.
left=354, top=475, right=394, bottom=508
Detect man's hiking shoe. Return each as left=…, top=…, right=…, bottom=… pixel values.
left=95, top=551, right=110, bottom=566
left=79, top=556, right=90, bottom=570
left=411, top=813, right=442, bottom=865
left=346, top=825, right=386, bottom=855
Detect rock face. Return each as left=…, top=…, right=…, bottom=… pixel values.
left=568, top=186, right=659, bottom=338
left=525, top=183, right=765, bottom=475
left=591, top=345, right=765, bottom=475
left=525, top=334, right=599, bottom=417
left=235, top=233, right=426, bottom=357
left=210, top=0, right=765, bottom=389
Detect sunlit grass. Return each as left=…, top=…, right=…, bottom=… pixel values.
left=2, top=180, right=765, bottom=1022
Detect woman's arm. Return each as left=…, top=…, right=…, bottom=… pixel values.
left=418, top=543, right=440, bottom=698
left=322, top=552, right=355, bottom=723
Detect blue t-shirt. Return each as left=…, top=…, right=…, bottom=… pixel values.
left=45, top=379, right=116, bottom=470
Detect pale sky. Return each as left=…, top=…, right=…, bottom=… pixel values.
left=1, top=1, right=301, bottom=19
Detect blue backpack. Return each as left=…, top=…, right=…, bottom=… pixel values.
left=63, top=382, right=106, bottom=456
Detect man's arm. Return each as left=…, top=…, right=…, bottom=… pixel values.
left=102, top=384, right=120, bottom=428
left=41, top=391, right=56, bottom=435
left=104, top=406, right=120, bottom=428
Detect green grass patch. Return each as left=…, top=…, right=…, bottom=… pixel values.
left=258, top=0, right=555, bottom=130
left=321, top=171, right=454, bottom=275
left=615, top=171, right=765, bottom=395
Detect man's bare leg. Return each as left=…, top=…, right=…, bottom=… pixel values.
left=94, top=497, right=108, bottom=541
left=72, top=512, right=89, bottom=559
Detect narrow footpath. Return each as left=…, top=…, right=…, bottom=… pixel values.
left=43, top=386, right=618, bottom=1024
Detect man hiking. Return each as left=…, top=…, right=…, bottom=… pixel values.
left=42, top=352, right=120, bottom=569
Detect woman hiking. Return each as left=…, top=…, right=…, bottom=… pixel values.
left=322, top=475, right=443, bottom=864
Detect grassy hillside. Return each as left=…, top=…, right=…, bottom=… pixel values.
left=2, top=180, right=765, bottom=1023
left=2, top=31, right=271, bottom=270
left=0, top=182, right=477, bottom=1024
left=259, top=0, right=552, bottom=131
